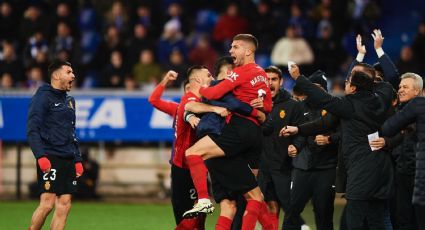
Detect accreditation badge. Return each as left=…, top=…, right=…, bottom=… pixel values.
left=68, top=101, right=74, bottom=110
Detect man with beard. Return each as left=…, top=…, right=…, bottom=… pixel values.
left=258, top=65, right=303, bottom=229
left=183, top=34, right=272, bottom=230
left=27, top=60, right=83, bottom=230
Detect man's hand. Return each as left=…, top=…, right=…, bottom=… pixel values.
left=315, top=135, right=330, bottom=146
left=289, top=64, right=301, bottom=80
left=356, top=34, right=366, bottom=54
left=288, top=145, right=298, bottom=157
left=256, top=110, right=266, bottom=123
left=369, top=137, right=386, bottom=150
left=213, top=106, right=230, bottom=117
left=279, top=126, right=299, bottom=137
left=372, top=29, right=384, bottom=50
left=188, top=115, right=200, bottom=128
left=37, top=157, right=51, bottom=173
left=160, top=70, right=178, bottom=86
left=250, top=98, right=264, bottom=109
left=75, top=162, right=84, bottom=178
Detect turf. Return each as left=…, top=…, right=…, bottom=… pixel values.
left=0, top=200, right=343, bottom=229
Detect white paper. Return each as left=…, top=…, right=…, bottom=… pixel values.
left=368, top=131, right=380, bottom=151
left=288, top=61, right=296, bottom=71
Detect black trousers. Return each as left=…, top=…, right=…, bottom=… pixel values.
left=258, top=167, right=292, bottom=211
left=416, top=205, right=425, bottom=230
left=283, top=168, right=336, bottom=230
left=395, top=171, right=417, bottom=230
left=346, top=199, right=386, bottom=230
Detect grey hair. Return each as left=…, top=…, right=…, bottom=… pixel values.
left=400, top=72, right=423, bottom=91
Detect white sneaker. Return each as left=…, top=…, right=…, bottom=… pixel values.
left=182, top=199, right=215, bottom=218
left=301, top=224, right=311, bottom=230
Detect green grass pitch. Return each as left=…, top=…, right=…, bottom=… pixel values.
left=0, top=201, right=343, bottom=229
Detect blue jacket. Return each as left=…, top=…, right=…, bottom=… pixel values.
left=27, top=84, right=81, bottom=162
left=196, top=80, right=252, bottom=138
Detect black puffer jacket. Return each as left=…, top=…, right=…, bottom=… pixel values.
left=382, top=97, right=425, bottom=205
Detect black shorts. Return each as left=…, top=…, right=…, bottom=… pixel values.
left=206, top=156, right=257, bottom=203
left=171, top=164, right=197, bottom=224
left=37, top=155, right=77, bottom=196
left=209, top=115, right=262, bottom=162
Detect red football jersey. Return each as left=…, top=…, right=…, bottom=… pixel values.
left=172, top=92, right=200, bottom=168
left=199, top=63, right=272, bottom=124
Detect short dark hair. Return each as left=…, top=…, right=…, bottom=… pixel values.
left=186, top=65, right=208, bottom=81
left=264, top=65, right=283, bottom=79
left=48, top=60, right=71, bottom=79
left=213, top=56, right=234, bottom=78
left=349, top=71, right=374, bottom=91
left=353, top=62, right=376, bottom=79
left=233, top=34, right=258, bottom=50
left=292, top=84, right=304, bottom=96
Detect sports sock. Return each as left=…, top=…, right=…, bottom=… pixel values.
left=186, top=155, right=209, bottom=199
left=175, top=218, right=198, bottom=230
left=215, top=216, right=233, bottom=230
left=241, top=200, right=262, bottom=230
left=258, top=202, right=276, bottom=230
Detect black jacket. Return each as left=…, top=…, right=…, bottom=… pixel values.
left=387, top=103, right=418, bottom=176
left=347, top=53, right=399, bottom=87
left=292, top=101, right=338, bottom=170
left=261, top=89, right=303, bottom=170
left=296, top=75, right=394, bottom=200
left=382, top=97, right=425, bottom=205
left=294, top=112, right=347, bottom=192
left=27, top=84, right=81, bottom=162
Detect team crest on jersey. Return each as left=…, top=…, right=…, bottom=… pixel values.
left=280, top=110, right=286, bottom=119
left=226, top=71, right=239, bottom=82
left=44, top=181, right=51, bottom=190
left=68, top=101, right=74, bottom=110
left=321, top=109, right=327, bottom=116
left=258, top=89, right=266, bottom=98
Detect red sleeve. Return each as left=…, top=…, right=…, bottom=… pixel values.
left=263, top=95, right=272, bottom=113
left=148, top=84, right=179, bottom=117
left=199, top=69, right=242, bottom=100
left=199, top=79, right=234, bottom=100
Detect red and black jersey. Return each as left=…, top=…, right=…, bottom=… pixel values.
left=172, top=92, right=201, bottom=168
left=199, top=63, right=272, bottom=125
